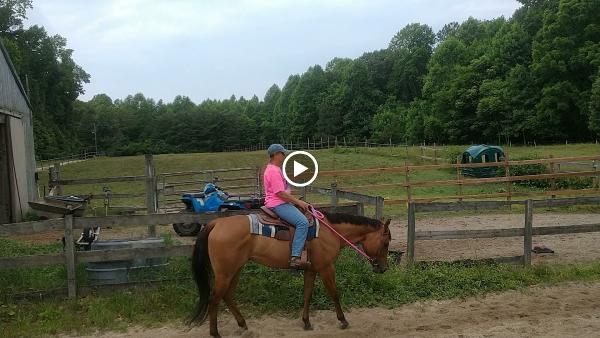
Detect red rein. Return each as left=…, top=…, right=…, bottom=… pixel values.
left=308, top=205, right=374, bottom=263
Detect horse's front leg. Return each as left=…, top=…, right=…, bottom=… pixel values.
left=302, top=270, right=317, bottom=330
left=320, top=265, right=349, bottom=329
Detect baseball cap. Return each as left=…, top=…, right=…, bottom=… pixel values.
left=267, top=144, right=289, bottom=156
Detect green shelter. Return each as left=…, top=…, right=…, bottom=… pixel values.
left=461, top=145, right=505, bottom=177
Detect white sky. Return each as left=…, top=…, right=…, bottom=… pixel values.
left=27, top=0, right=521, bottom=103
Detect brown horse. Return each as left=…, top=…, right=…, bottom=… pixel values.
left=189, top=210, right=392, bottom=337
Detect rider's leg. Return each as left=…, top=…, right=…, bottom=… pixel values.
left=272, top=203, right=309, bottom=258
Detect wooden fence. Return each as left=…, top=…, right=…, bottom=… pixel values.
left=47, top=155, right=262, bottom=216
left=313, top=155, right=600, bottom=204
left=419, top=143, right=444, bottom=163
left=406, top=196, right=600, bottom=266
left=0, top=203, right=362, bottom=299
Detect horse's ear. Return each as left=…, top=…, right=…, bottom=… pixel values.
left=384, top=219, right=391, bottom=227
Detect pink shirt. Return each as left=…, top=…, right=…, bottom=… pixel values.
left=263, top=163, right=290, bottom=208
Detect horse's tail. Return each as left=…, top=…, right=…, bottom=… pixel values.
left=188, top=220, right=216, bottom=326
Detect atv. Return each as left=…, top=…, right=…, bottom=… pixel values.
left=172, top=182, right=263, bottom=236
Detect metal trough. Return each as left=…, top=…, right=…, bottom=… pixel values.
left=86, top=238, right=168, bottom=285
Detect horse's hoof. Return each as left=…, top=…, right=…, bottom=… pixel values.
left=210, top=331, right=221, bottom=338
left=339, top=320, right=349, bottom=330
left=303, top=322, right=313, bottom=330
left=240, top=323, right=248, bottom=330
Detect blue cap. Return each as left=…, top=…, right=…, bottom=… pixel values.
left=267, top=144, right=289, bottom=156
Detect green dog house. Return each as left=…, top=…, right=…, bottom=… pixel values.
left=461, top=145, right=505, bottom=177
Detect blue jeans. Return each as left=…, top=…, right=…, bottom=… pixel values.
left=272, top=203, right=309, bottom=257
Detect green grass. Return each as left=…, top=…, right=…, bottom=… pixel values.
left=2, top=249, right=600, bottom=337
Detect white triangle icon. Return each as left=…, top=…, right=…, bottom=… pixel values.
left=293, top=161, right=308, bottom=177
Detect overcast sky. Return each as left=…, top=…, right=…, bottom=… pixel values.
left=27, top=0, right=521, bottom=103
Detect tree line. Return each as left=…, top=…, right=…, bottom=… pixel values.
left=1, top=0, right=599, bottom=158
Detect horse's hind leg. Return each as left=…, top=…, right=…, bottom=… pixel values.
left=208, top=274, right=233, bottom=337
left=224, top=269, right=247, bottom=330
left=320, top=266, right=349, bottom=329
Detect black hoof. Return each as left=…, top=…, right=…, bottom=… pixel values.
left=303, top=322, right=313, bottom=330
left=210, top=331, right=221, bottom=338
left=340, top=320, right=349, bottom=330
left=239, top=323, right=248, bottom=330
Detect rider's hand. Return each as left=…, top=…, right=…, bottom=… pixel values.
left=297, top=200, right=310, bottom=211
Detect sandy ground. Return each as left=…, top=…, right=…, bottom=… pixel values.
left=11, top=212, right=600, bottom=265
left=74, top=281, right=600, bottom=338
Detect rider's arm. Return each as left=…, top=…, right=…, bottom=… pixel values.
left=276, top=191, right=309, bottom=210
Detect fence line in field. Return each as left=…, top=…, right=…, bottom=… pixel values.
left=305, top=154, right=600, bottom=204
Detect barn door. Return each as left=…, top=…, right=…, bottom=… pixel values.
left=0, top=116, right=11, bottom=224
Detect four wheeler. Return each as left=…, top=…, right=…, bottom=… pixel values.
left=172, top=183, right=264, bottom=236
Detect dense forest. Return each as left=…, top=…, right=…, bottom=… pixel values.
left=1, top=0, right=600, bottom=158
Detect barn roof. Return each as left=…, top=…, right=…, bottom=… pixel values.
left=0, top=39, right=33, bottom=115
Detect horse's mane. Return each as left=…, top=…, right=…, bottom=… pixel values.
left=322, top=211, right=381, bottom=229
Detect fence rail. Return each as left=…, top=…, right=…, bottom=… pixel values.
left=406, top=196, right=600, bottom=266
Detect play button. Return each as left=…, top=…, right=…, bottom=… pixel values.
left=293, top=161, right=308, bottom=177
left=282, top=151, right=319, bottom=187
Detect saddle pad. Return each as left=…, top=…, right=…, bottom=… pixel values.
left=248, top=214, right=319, bottom=241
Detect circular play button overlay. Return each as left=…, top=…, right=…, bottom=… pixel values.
left=282, top=151, right=319, bottom=187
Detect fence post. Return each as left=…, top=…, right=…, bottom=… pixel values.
left=503, top=152, right=512, bottom=203
left=433, top=142, right=438, bottom=164
left=49, top=162, right=63, bottom=196
left=256, top=166, right=262, bottom=197
left=524, top=199, right=533, bottom=267
left=330, top=182, right=338, bottom=212
left=456, top=156, right=463, bottom=202
left=404, top=165, right=412, bottom=204
left=594, top=158, right=599, bottom=190
left=64, top=214, right=77, bottom=298
left=407, top=202, right=416, bottom=266
left=145, top=154, right=158, bottom=237
left=375, top=196, right=384, bottom=220
left=549, top=155, right=556, bottom=199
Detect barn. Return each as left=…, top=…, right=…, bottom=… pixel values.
left=0, top=41, right=37, bottom=223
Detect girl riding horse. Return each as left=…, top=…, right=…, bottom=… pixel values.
left=189, top=207, right=392, bottom=337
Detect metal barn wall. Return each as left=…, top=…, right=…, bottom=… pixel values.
left=0, top=43, right=37, bottom=222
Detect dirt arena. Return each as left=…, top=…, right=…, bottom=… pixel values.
left=76, top=281, right=600, bottom=337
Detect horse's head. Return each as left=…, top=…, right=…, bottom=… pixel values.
left=361, top=219, right=392, bottom=273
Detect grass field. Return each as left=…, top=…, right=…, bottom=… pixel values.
left=36, top=143, right=600, bottom=218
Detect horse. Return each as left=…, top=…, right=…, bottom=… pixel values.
left=189, top=210, right=392, bottom=337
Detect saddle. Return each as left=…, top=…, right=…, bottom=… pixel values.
left=258, top=206, right=315, bottom=228
left=257, top=206, right=315, bottom=268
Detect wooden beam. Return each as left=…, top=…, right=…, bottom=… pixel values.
left=524, top=200, right=533, bottom=267
left=64, top=215, right=77, bottom=298
left=76, top=244, right=194, bottom=263
left=316, top=155, right=600, bottom=177
left=52, top=175, right=147, bottom=185
left=0, top=218, right=64, bottom=235
left=416, top=228, right=523, bottom=240
left=413, top=200, right=517, bottom=212
left=0, top=253, right=64, bottom=269
left=532, top=223, right=600, bottom=235
left=407, top=203, right=416, bottom=265
left=532, top=196, right=600, bottom=208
